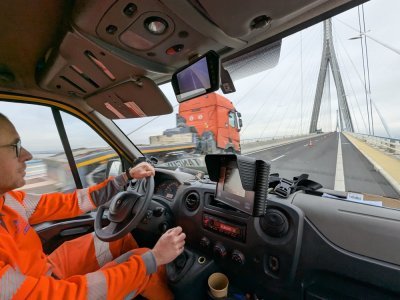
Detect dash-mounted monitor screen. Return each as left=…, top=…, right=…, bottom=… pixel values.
left=216, top=160, right=255, bottom=215
left=177, top=57, right=210, bottom=93
left=171, top=50, right=220, bottom=102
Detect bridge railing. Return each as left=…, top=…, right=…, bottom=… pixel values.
left=241, top=134, right=315, bottom=145
left=348, top=132, right=400, bottom=157
left=240, top=133, right=318, bottom=154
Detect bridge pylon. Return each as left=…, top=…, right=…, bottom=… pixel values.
left=309, top=19, right=354, bottom=133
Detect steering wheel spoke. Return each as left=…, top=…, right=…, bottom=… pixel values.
left=102, top=221, right=118, bottom=236
left=94, top=176, right=154, bottom=242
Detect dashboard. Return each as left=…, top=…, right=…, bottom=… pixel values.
left=130, top=167, right=400, bottom=299
left=154, top=179, right=180, bottom=200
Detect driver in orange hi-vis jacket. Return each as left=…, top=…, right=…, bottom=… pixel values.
left=0, top=113, right=186, bottom=299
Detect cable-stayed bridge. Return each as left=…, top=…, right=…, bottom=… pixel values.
left=238, top=16, right=400, bottom=201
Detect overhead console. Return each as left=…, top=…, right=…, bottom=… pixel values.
left=36, top=0, right=284, bottom=119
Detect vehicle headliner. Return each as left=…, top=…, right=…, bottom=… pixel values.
left=0, top=0, right=366, bottom=115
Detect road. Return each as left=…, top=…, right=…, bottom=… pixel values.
left=247, top=132, right=400, bottom=199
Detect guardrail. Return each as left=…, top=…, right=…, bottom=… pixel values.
left=241, top=134, right=313, bottom=145
left=241, top=133, right=319, bottom=154
left=347, top=132, right=400, bottom=157
left=26, top=160, right=47, bottom=179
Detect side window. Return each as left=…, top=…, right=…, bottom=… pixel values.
left=0, top=102, right=74, bottom=194
left=0, top=102, right=120, bottom=194
left=61, top=112, right=120, bottom=188
left=228, top=111, right=236, bottom=128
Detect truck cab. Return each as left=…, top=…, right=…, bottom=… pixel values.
left=179, top=93, right=242, bottom=153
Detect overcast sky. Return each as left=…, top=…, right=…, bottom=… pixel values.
left=116, top=0, right=400, bottom=144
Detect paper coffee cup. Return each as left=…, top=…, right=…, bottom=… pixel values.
left=208, top=272, right=229, bottom=298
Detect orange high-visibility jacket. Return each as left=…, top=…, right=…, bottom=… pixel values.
left=0, top=174, right=157, bottom=299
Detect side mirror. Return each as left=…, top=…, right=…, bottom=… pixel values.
left=106, top=159, right=122, bottom=178
left=236, top=111, right=243, bottom=130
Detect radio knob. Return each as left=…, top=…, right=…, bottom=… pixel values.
left=213, top=242, right=227, bottom=258
left=200, top=237, right=210, bottom=248
left=231, top=250, right=245, bottom=265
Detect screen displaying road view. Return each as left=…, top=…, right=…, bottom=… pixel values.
left=176, top=56, right=211, bottom=100
left=2, top=0, right=399, bottom=211
left=224, top=167, right=246, bottom=198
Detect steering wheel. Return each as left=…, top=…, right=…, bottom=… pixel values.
left=95, top=176, right=154, bottom=242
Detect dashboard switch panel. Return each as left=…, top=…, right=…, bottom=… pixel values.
left=231, top=250, right=245, bottom=265
left=213, top=242, right=227, bottom=258
left=200, top=236, right=211, bottom=249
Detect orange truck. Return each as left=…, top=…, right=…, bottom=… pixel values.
left=143, top=92, right=242, bottom=156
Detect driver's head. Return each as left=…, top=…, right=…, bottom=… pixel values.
left=0, top=113, right=32, bottom=195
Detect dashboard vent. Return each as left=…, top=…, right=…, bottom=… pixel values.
left=184, top=191, right=200, bottom=211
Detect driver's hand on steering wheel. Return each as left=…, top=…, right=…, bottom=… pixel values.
left=129, top=162, right=155, bottom=179
left=151, top=226, right=186, bottom=266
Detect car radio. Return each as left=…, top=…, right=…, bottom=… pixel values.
left=202, top=213, right=246, bottom=242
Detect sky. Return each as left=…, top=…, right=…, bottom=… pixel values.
left=116, top=0, right=400, bottom=144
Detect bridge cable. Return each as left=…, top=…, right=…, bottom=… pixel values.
left=273, top=31, right=322, bottom=138
left=299, top=26, right=327, bottom=135
left=234, top=26, right=320, bottom=111
left=334, top=24, right=368, bottom=133
left=336, top=19, right=400, bottom=57
left=361, top=4, right=374, bottom=135
left=126, top=103, right=179, bottom=136
left=357, top=6, right=372, bottom=134
left=334, top=21, right=391, bottom=137
left=300, top=31, right=304, bottom=133
left=333, top=27, right=364, bottom=133
left=257, top=27, right=321, bottom=138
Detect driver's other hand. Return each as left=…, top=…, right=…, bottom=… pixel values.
left=151, top=226, right=186, bottom=266
left=129, top=162, right=155, bottom=179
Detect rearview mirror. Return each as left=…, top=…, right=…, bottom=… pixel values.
left=171, top=50, right=220, bottom=102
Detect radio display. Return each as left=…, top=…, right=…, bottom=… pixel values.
left=203, top=214, right=245, bottom=241
left=215, top=220, right=241, bottom=235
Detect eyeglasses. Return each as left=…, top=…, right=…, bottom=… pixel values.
left=0, top=140, right=22, bottom=158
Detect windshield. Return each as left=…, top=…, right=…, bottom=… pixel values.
left=115, top=0, right=400, bottom=205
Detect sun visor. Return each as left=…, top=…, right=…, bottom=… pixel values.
left=223, top=40, right=281, bottom=81
left=38, top=29, right=173, bottom=119
left=86, top=77, right=172, bottom=119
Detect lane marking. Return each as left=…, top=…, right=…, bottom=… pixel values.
left=334, top=133, right=346, bottom=191
left=271, top=155, right=285, bottom=162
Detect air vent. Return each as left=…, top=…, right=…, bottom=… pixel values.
left=260, top=208, right=289, bottom=238
left=184, top=191, right=200, bottom=211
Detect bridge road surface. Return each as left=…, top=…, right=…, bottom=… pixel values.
left=247, top=132, right=400, bottom=199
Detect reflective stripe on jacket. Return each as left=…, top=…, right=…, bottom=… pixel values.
left=0, top=174, right=157, bottom=299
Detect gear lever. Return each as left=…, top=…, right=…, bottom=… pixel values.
left=166, top=249, right=195, bottom=283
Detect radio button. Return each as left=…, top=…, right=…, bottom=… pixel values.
left=231, top=250, right=245, bottom=265
left=200, top=237, right=211, bottom=248
left=213, top=242, right=227, bottom=258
